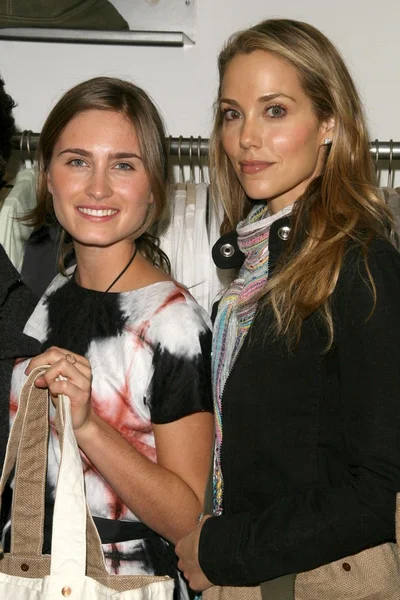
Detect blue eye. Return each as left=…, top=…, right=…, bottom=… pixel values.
left=68, top=158, right=87, bottom=167
left=266, top=105, right=286, bottom=118
left=115, top=162, right=133, bottom=171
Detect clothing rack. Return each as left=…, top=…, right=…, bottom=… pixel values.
left=11, top=131, right=400, bottom=162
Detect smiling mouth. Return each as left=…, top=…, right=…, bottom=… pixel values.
left=77, top=207, right=118, bottom=217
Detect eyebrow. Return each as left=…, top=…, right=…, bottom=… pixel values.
left=220, top=93, right=296, bottom=105
left=57, top=148, right=143, bottom=161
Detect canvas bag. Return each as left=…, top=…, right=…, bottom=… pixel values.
left=0, top=0, right=129, bottom=30
left=202, top=452, right=400, bottom=600
left=0, top=366, right=174, bottom=599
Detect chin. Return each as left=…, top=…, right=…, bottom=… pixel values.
left=74, top=236, right=115, bottom=248
left=242, top=187, right=274, bottom=201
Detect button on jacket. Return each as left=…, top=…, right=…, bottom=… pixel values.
left=200, top=216, right=400, bottom=587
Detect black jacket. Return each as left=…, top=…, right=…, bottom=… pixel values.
left=199, top=216, right=400, bottom=586
left=0, top=245, right=40, bottom=470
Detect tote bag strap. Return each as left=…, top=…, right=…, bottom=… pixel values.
left=52, top=392, right=111, bottom=577
left=50, top=392, right=87, bottom=575
left=85, top=507, right=114, bottom=577
left=0, top=367, right=47, bottom=503
left=0, top=367, right=50, bottom=557
left=11, top=370, right=50, bottom=556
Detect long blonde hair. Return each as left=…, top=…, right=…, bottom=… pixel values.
left=209, top=18, right=394, bottom=346
left=26, top=76, right=170, bottom=273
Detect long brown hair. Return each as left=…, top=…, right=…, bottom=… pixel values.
left=209, top=18, right=394, bottom=346
left=26, top=76, right=170, bottom=272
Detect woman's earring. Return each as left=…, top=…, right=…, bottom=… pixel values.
left=324, top=138, right=332, bottom=145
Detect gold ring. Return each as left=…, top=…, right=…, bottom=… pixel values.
left=66, top=353, right=77, bottom=365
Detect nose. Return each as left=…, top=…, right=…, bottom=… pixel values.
left=239, top=116, right=262, bottom=150
left=85, top=167, right=112, bottom=201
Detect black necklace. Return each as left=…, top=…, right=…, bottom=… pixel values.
left=74, top=245, right=138, bottom=295
left=104, top=245, right=138, bottom=293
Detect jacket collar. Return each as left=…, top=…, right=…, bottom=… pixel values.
left=212, top=214, right=292, bottom=273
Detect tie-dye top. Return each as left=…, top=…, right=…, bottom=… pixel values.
left=9, top=269, right=212, bottom=592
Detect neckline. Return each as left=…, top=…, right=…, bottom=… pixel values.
left=68, top=269, right=177, bottom=296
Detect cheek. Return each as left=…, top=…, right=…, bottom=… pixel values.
left=47, top=167, right=72, bottom=200
left=272, top=123, right=321, bottom=158
left=48, top=170, right=75, bottom=226
left=47, top=166, right=65, bottom=198
left=52, top=196, right=69, bottom=227
left=221, top=127, right=238, bottom=161
left=124, top=176, right=153, bottom=206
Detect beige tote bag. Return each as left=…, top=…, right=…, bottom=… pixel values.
left=0, top=366, right=174, bottom=599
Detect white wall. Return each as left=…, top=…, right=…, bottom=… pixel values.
left=1, top=0, right=399, bottom=183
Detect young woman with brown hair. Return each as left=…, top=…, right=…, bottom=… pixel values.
left=7, top=77, right=214, bottom=599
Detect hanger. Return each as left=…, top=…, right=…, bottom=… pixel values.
left=197, top=136, right=205, bottom=184
left=186, top=136, right=196, bottom=206
left=176, top=135, right=186, bottom=191
left=373, top=138, right=380, bottom=186
left=19, top=130, right=34, bottom=169
left=387, top=139, right=395, bottom=189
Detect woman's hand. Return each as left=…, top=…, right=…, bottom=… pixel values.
left=175, top=515, right=213, bottom=592
left=26, top=346, right=93, bottom=432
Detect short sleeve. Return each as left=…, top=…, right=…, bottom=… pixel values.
left=146, top=300, right=213, bottom=424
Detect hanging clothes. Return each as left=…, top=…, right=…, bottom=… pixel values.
left=159, top=183, right=186, bottom=283
left=0, top=168, right=36, bottom=271
left=159, top=178, right=236, bottom=315
left=191, top=181, right=210, bottom=310
left=157, top=184, right=175, bottom=273
left=377, top=187, right=400, bottom=245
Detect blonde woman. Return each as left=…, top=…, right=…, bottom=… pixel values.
left=176, top=18, right=400, bottom=598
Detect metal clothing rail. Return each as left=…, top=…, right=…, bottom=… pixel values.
left=0, top=28, right=192, bottom=47
left=11, top=131, right=400, bottom=161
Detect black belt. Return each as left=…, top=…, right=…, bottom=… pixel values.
left=92, top=516, right=159, bottom=544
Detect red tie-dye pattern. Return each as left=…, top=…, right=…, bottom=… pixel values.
left=91, top=381, right=156, bottom=463
left=9, top=393, right=18, bottom=417
left=133, top=289, right=185, bottom=343
left=134, top=320, right=151, bottom=347
left=153, top=287, right=185, bottom=316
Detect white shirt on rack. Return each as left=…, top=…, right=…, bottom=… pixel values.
left=0, top=168, right=37, bottom=271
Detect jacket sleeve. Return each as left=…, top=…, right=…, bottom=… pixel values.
left=198, top=243, right=400, bottom=586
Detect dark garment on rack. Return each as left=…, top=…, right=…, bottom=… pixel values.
left=0, top=244, right=41, bottom=530
left=21, top=224, right=75, bottom=298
